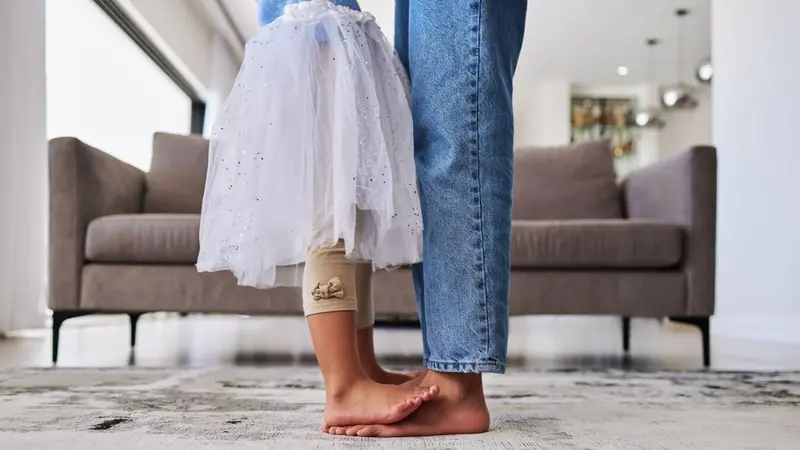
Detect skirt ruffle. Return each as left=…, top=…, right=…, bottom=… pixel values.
left=197, top=0, right=422, bottom=288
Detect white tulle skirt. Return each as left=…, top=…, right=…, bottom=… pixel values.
left=197, top=0, right=422, bottom=288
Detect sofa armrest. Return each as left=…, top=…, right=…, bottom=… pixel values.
left=622, top=146, right=717, bottom=316
left=49, top=137, right=145, bottom=310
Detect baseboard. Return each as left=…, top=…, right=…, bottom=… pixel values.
left=712, top=316, right=800, bottom=345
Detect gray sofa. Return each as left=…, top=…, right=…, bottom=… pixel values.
left=48, top=133, right=717, bottom=365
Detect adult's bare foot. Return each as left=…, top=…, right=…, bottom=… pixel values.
left=367, top=367, right=427, bottom=386
left=323, top=379, right=439, bottom=428
left=328, top=371, right=490, bottom=437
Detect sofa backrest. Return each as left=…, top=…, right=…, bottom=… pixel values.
left=513, top=140, right=622, bottom=220
left=143, top=132, right=209, bottom=214
left=142, top=133, right=622, bottom=219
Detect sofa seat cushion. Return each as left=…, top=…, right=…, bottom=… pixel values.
left=511, top=219, right=683, bottom=269
left=86, top=214, right=200, bottom=263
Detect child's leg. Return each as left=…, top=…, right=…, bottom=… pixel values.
left=304, top=243, right=362, bottom=386
left=304, top=242, right=438, bottom=428
left=354, top=263, right=424, bottom=385
left=355, top=263, right=374, bottom=331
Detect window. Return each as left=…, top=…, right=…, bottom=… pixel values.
left=46, top=0, right=193, bottom=171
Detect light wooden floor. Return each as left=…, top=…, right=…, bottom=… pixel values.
left=1, top=314, right=799, bottom=371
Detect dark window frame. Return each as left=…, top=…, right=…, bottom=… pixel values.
left=92, top=0, right=206, bottom=134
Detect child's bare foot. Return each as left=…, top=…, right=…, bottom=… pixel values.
left=323, top=379, right=439, bottom=428
left=357, top=327, right=426, bottom=386
left=320, top=369, right=429, bottom=432
left=328, top=371, right=489, bottom=437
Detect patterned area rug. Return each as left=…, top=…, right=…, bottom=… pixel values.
left=0, top=367, right=798, bottom=449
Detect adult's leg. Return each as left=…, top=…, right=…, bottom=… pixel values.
left=303, top=242, right=437, bottom=428
left=337, top=0, right=528, bottom=437
left=411, top=0, right=526, bottom=376
left=394, top=0, right=432, bottom=371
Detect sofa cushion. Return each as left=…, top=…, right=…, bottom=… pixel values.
left=85, top=214, right=200, bottom=263
left=511, top=219, right=683, bottom=269
left=508, top=271, right=686, bottom=316
left=81, top=265, right=302, bottom=314
left=513, top=140, right=622, bottom=220
left=144, top=132, right=209, bottom=214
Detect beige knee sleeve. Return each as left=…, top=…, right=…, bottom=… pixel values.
left=302, top=241, right=374, bottom=329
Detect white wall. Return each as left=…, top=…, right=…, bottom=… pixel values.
left=514, top=80, right=571, bottom=147
left=712, top=0, right=800, bottom=344
left=0, top=0, right=48, bottom=333
left=659, top=87, right=713, bottom=158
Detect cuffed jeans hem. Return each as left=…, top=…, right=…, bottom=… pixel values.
left=425, top=359, right=506, bottom=374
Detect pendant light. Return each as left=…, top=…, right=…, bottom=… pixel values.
left=635, top=38, right=665, bottom=128
left=696, top=58, right=713, bottom=83
left=661, top=9, right=698, bottom=109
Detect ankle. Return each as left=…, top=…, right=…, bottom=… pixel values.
left=360, top=361, right=384, bottom=378
left=426, top=371, right=484, bottom=399
left=326, top=375, right=372, bottom=402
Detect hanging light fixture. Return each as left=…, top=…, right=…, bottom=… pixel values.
left=696, top=58, right=713, bottom=83
left=635, top=38, right=665, bottom=128
left=635, top=108, right=665, bottom=128
left=661, top=84, right=697, bottom=108
left=661, top=9, right=698, bottom=109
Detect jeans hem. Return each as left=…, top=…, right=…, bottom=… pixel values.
left=426, top=359, right=506, bottom=374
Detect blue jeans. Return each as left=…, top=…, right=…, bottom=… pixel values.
left=395, top=1, right=528, bottom=374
